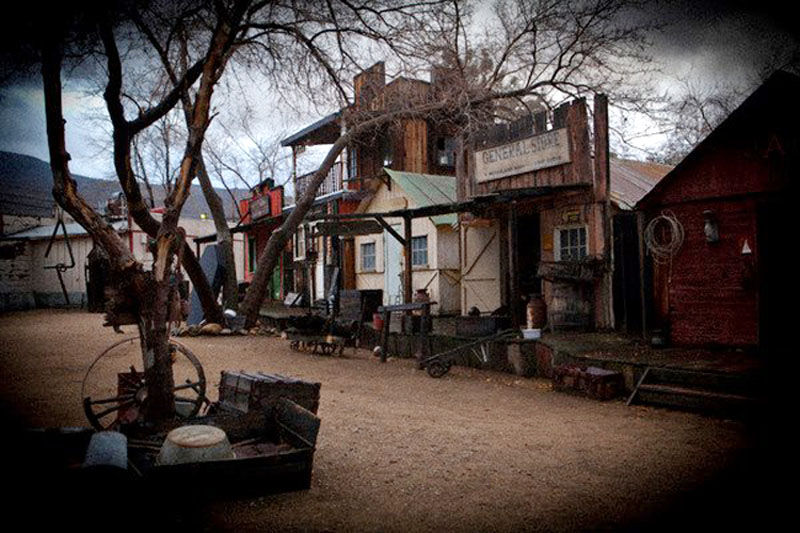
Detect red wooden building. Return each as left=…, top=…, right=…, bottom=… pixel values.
left=238, top=178, right=289, bottom=299
left=637, top=71, right=798, bottom=353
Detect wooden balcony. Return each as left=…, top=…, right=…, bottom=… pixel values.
left=294, top=161, right=344, bottom=201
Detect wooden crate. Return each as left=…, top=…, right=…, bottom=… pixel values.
left=219, top=371, right=321, bottom=414
left=553, top=364, right=623, bottom=401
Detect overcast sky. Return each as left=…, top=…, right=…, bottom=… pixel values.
left=0, top=0, right=796, bottom=181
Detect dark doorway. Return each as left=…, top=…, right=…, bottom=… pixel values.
left=757, top=196, right=790, bottom=359
left=612, top=213, right=643, bottom=334
left=516, top=213, right=541, bottom=324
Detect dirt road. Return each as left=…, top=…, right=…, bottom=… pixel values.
left=0, top=310, right=769, bottom=531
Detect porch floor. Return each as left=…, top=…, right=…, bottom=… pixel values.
left=539, top=331, right=764, bottom=376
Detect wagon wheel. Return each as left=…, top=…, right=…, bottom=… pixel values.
left=426, top=360, right=451, bottom=379
left=81, top=337, right=208, bottom=431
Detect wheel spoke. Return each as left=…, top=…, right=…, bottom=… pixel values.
left=93, top=398, right=137, bottom=419
left=87, top=394, right=135, bottom=406
left=173, top=381, right=202, bottom=392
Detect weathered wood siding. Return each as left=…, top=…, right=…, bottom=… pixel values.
left=401, top=119, right=428, bottom=173
left=460, top=219, right=502, bottom=314
left=470, top=99, right=593, bottom=196
left=650, top=198, right=759, bottom=347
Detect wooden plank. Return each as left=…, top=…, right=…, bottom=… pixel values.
left=403, top=215, right=413, bottom=305
left=374, top=216, right=406, bottom=246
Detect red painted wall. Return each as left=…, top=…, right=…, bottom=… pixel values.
left=652, top=198, right=759, bottom=347
left=641, top=73, right=799, bottom=349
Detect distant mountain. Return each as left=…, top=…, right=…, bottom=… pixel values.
left=0, top=151, right=249, bottom=220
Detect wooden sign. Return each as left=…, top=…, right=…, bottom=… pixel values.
left=250, top=195, right=271, bottom=220
left=474, top=128, right=571, bottom=183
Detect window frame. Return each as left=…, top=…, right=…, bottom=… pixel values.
left=554, top=225, right=588, bottom=262
left=411, top=235, right=429, bottom=267
left=435, top=135, right=456, bottom=167
left=360, top=241, right=377, bottom=272
left=248, top=235, right=257, bottom=273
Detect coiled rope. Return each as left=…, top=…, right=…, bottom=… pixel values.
left=644, top=211, right=684, bottom=265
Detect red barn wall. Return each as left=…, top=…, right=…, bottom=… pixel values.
left=651, top=197, right=759, bottom=347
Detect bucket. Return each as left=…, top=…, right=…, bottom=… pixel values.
left=157, top=425, right=234, bottom=466
left=373, top=312, right=384, bottom=331
left=521, top=328, right=541, bottom=340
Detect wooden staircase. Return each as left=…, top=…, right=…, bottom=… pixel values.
left=626, top=366, right=764, bottom=415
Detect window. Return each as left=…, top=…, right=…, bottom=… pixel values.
left=381, top=137, right=394, bottom=168
left=411, top=236, right=428, bottom=266
left=436, top=136, right=456, bottom=167
left=556, top=227, right=587, bottom=261
left=248, top=236, right=257, bottom=273
left=361, top=242, right=376, bottom=271
left=294, top=225, right=306, bottom=260
left=348, top=147, right=358, bottom=180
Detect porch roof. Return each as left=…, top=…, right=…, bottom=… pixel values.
left=280, top=111, right=342, bottom=147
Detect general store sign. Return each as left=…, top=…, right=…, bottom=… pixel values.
left=474, top=128, right=571, bottom=183
left=249, top=195, right=271, bottom=220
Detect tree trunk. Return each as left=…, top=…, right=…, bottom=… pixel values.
left=42, top=30, right=176, bottom=421
left=196, top=156, right=239, bottom=310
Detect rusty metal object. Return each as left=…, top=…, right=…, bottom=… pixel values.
left=81, top=337, right=208, bottom=430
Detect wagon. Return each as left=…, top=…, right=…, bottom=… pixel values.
left=25, top=377, right=322, bottom=500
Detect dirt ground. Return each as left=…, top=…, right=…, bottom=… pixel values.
left=0, top=310, right=773, bottom=531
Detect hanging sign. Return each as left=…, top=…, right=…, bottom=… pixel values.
left=474, top=128, right=571, bottom=183
left=249, top=195, right=272, bottom=220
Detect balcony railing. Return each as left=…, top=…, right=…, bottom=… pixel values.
left=295, top=161, right=344, bottom=200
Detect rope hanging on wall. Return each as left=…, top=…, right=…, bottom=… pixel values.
left=644, top=211, right=684, bottom=265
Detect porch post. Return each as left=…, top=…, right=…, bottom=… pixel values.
left=403, top=214, right=413, bottom=304
left=508, top=202, right=520, bottom=328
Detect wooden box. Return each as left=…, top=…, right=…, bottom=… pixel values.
left=219, top=371, right=321, bottom=415
left=552, top=364, right=623, bottom=401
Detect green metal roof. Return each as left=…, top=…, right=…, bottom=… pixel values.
left=383, top=168, right=458, bottom=226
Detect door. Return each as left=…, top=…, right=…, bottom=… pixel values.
left=384, top=225, right=403, bottom=305
left=460, top=221, right=502, bottom=314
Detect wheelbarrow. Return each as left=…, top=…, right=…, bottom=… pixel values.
left=420, top=329, right=517, bottom=378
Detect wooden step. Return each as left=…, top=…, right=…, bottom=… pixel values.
left=638, top=383, right=757, bottom=403
left=636, top=383, right=761, bottom=412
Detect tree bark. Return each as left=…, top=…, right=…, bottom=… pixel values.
left=42, top=26, right=176, bottom=421
left=98, top=14, right=224, bottom=325
left=196, top=157, right=239, bottom=310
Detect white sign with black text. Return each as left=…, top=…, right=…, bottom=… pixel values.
left=474, top=128, right=571, bottom=183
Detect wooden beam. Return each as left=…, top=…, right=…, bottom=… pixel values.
left=403, top=214, right=413, bottom=305
left=508, top=204, right=520, bottom=328
left=374, top=216, right=406, bottom=246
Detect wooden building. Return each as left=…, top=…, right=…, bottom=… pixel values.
left=458, top=96, right=615, bottom=329
left=637, top=71, right=798, bottom=352
left=280, top=62, right=458, bottom=307
left=353, top=169, right=460, bottom=314
left=236, top=178, right=289, bottom=300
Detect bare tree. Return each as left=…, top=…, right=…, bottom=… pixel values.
left=239, top=0, right=660, bottom=326
left=649, top=80, right=744, bottom=165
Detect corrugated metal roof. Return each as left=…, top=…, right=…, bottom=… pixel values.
left=609, top=158, right=672, bottom=210
left=383, top=168, right=458, bottom=226
left=1, top=220, right=128, bottom=241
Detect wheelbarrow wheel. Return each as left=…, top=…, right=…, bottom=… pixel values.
left=320, top=343, right=336, bottom=356
left=426, top=360, right=451, bottom=378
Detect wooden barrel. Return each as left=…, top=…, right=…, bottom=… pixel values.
left=526, top=294, right=547, bottom=329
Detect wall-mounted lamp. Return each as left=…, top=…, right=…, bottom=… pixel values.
left=702, top=210, right=719, bottom=243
